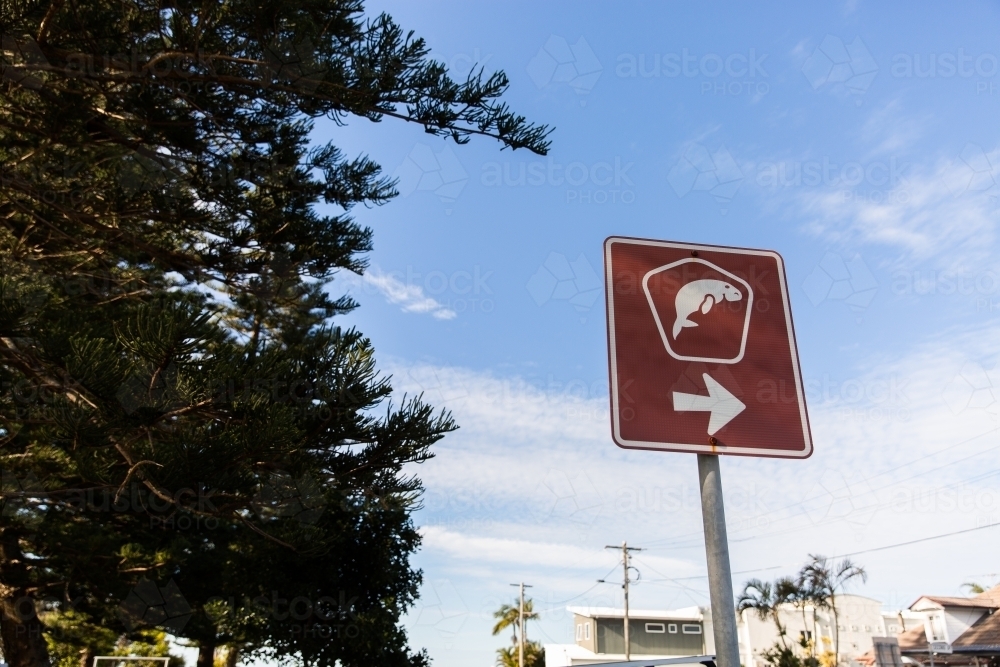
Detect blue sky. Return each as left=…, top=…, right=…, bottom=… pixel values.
left=314, top=2, right=1000, bottom=665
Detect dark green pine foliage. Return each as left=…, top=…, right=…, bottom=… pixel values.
left=0, top=2, right=550, bottom=666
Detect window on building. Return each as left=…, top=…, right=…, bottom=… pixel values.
left=852, top=626, right=859, bottom=631
left=929, top=615, right=945, bottom=642
left=668, top=623, right=678, bottom=634
left=584, top=623, right=590, bottom=640
left=683, top=624, right=703, bottom=634
left=865, top=625, right=871, bottom=631
left=576, top=624, right=582, bottom=640
left=646, top=623, right=666, bottom=633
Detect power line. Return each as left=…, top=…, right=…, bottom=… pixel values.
left=630, top=555, right=710, bottom=605
left=533, top=564, right=621, bottom=614
left=645, top=459, right=1000, bottom=553
left=657, top=465, right=1000, bottom=555
left=716, top=466, right=1000, bottom=550
left=646, top=519, right=1000, bottom=582
left=641, top=427, right=1000, bottom=551
left=830, top=520, right=1000, bottom=559
left=653, top=454, right=1000, bottom=550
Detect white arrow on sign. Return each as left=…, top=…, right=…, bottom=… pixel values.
left=672, top=373, right=746, bottom=436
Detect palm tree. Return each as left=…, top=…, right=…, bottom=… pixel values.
left=788, top=576, right=822, bottom=663
left=738, top=578, right=795, bottom=649
left=963, top=582, right=986, bottom=594
left=492, top=598, right=540, bottom=664
left=799, top=555, right=867, bottom=665
left=497, top=641, right=545, bottom=667
left=963, top=579, right=999, bottom=596
left=493, top=602, right=521, bottom=645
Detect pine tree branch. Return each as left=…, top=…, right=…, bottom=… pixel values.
left=235, top=513, right=296, bottom=550
left=114, top=459, right=162, bottom=504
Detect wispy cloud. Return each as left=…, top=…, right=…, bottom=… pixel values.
left=858, top=100, right=930, bottom=156
left=796, top=146, right=1000, bottom=270
left=392, top=319, right=1000, bottom=591
left=352, top=268, right=457, bottom=320
left=745, top=102, right=998, bottom=272
left=421, top=526, right=694, bottom=575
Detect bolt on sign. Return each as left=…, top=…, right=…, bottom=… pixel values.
left=604, top=236, right=812, bottom=458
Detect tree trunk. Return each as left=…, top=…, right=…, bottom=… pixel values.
left=773, top=614, right=788, bottom=649
left=0, top=530, right=51, bottom=667
left=832, top=604, right=840, bottom=665
left=223, top=645, right=239, bottom=667
left=196, top=643, right=216, bottom=667
left=800, top=606, right=808, bottom=656
left=79, top=646, right=94, bottom=667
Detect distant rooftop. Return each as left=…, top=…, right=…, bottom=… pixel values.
left=567, top=605, right=704, bottom=621
left=953, top=608, right=1000, bottom=652
left=910, top=585, right=1000, bottom=611
left=973, top=584, right=1000, bottom=607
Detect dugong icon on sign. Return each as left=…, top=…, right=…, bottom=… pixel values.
left=671, top=279, right=744, bottom=339
left=642, top=258, right=753, bottom=365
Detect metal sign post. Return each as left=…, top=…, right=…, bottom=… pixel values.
left=698, top=454, right=740, bottom=667
left=604, top=237, right=814, bottom=667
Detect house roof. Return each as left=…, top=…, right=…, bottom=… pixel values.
left=542, top=643, right=601, bottom=661
left=973, top=585, right=1000, bottom=607
left=896, top=625, right=929, bottom=652
left=952, top=610, right=1000, bottom=652
left=911, top=595, right=999, bottom=610
left=567, top=606, right=704, bottom=621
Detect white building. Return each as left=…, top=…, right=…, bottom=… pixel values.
left=737, top=594, right=888, bottom=667
left=737, top=586, right=1000, bottom=667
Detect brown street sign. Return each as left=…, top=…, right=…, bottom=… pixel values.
left=604, top=236, right=812, bottom=458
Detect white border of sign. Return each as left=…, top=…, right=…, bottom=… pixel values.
left=605, top=236, right=813, bottom=459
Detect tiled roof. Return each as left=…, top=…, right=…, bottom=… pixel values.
left=953, top=611, right=1000, bottom=652
left=896, top=625, right=928, bottom=652
left=973, top=585, right=1000, bottom=607
left=916, top=596, right=999, bottom=609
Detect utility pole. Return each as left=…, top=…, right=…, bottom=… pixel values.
left=510, top=582, right=532, bottom=667
left=605, top=541, right=643, bottom=660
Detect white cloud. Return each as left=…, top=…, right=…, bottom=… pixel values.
left=391, top=319, right=1000, bottom=597
left=858, top=100, right=929, bottom=155
left=746, top=105, right=999, bottom=272
left=351, top=268, right=457, bottom=320
left=421, top=525, right=694, bottom=575
left=796, top=149, right=1000, bottom=270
